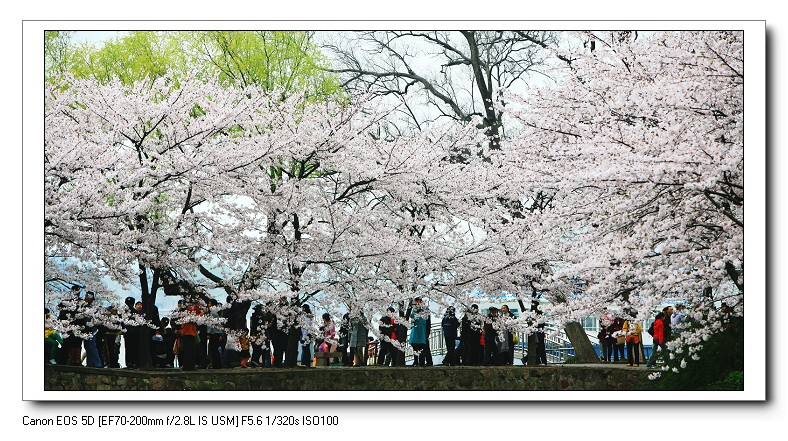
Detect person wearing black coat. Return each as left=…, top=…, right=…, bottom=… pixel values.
left=461, top=304, right=482, bottom=366
left=483, top=307, right=501, bottom=366
left=338, top=312, right=351, bottom=366
left=377, top=307, right=396, bottom=366
left=58, top=285, right=85, bottom=366
left=441, top=307, right=460, bottom=366
left=159, top=317, right=175, bottom=368
left=501, top=305, right=516, bottom=365
left=250, top=304, right=267, bottom=367
left=123, top=296, right=139, bottom=368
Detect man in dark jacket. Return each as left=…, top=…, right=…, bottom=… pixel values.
left=461, top=304, right=482, bottom=366
left=123, top=296, right=139, bottom=369
left=269, top=298, right=290, bottom=368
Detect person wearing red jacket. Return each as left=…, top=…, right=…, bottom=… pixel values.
left=646, top=312, right=667, bottom=368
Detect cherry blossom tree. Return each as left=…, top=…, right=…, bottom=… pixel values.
left=45, top=72, right=299, bottom=366
left=499, top=30, right=744, bottom=366
left=44, top=30, right=745, bottom=373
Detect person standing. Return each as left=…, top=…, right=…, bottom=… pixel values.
left=59, top=285, right=84, bottom=366
left=159, top=317, right=175, bottom=368
left=611, top=317, right=626, bottom=363
left=178, top=300, right=202, bottom=371
left=483, top=307, right=502, bottom=366
left=319, top=313, right=339, bottom=365
left=239, top=328, right=251, bottom=368
left=531, top=306, right=548, bottom=365
left=662, top=305, right=674, bottom=343
left=623, top=318, right=643, bottom=367
left=82, top=291, right=103, bottom=368
left=671, top=304, right=687, bottom=329
left=501, top=305, right=516, bottom=365
left=122, top=296, right=139, bottom=369
left=206, top=299, right=224, bottom=369
left=646, top=312, right=667, bottom=368
left=597, top=326, right=608, bottom=362
left=376, top=308, right=396, bottom=366
left=249, top=304, right=266, bottom=367
left=409, top=298, right=430, bottom=366
left=441, top=307, right=460, bottom=366
left=270, top=298, right=290, bottom=368
left=338, top=312, right=351, bottom=366
left=461, top=304, right=482, bottom=365
left=300, top=304, right=315, bottom=368
left=44, top=308, right=62, bottom=364
left=350, top=312, right=369, bottom=367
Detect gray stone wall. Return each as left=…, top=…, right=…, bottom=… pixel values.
left=44, top=365, right=657, bottom=391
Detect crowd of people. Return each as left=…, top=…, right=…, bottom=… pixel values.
left=47, top=285, right=730, bottom=371
left=45, top=287, right=550, bottom=370
left=596, top=304, right=691, bottom=367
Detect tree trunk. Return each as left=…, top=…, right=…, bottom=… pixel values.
left=563, top=321, right=600, bottom=363
left=136, top=264, right=153, bottom=369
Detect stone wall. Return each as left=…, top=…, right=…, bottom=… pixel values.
left=44, top=365, right=657, bottom=391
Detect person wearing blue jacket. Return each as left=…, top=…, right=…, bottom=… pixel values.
left=409, top=297, right=430, bottom=366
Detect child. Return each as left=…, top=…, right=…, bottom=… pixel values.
left=239, top=328, right=251, bottom=368
left=44, top=308, right=63, bottom=364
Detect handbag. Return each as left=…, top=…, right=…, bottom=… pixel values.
left=513, top=334, right=519, bottom=344
left=616, top=335, right=626, bottom=345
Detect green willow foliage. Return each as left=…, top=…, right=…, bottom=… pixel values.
left=61, top=31, right=341, bottom=101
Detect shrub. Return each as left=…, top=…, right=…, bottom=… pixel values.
left=654, top=315, right=744, bottom=390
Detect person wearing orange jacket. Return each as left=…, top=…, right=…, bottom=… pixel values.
left=179, top=300, right=202, bottom=371
left=623, top=318, right=643, bottom=367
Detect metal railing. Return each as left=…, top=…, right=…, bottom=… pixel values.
left=391, top=323, right=659, bottom=365
left=399, top=323, right=580, bottom=365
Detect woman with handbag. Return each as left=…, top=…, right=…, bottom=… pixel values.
left=623, top=319, right=643, bottom=367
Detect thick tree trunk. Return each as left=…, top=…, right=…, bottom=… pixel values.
left=563, top=321, right=600, bottom=363
left=136, top=264, right=153, bottom=369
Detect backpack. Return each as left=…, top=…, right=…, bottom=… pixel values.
left=647, top=322, right=655, bottom=337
